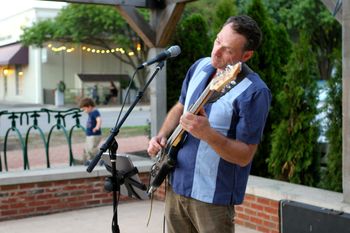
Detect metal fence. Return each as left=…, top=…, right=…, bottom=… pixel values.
left=0, top=108, right=85, bottom=171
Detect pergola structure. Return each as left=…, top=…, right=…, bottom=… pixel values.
left=45, top=0, right=350, bottom=203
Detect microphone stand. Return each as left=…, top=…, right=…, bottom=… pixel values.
left=86, top=61, right=165, bottom=233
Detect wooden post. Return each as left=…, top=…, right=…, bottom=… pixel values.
left=343, top=0, right=350, bottom=203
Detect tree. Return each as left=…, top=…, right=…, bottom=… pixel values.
left=267, top=0, right=341, bottom=81
left=320, top=53, right=342, bottom=192
left=245, top=0, right=292, bottom=177
left=268, top=34, right=320, bottom=186
left=166, top=0, right=236, bottom=110
left=265, top=0, right=342, bottom=189
left=166, top=14, right=212, bottom=110
left=20, top=4, right=148, bottom=86
left=212, top=0, right=237, bottom=38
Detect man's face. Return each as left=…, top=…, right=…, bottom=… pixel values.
left=211, top=23, right=253, bottom=71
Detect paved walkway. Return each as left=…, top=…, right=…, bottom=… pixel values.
left=0, top=200, right=259, bottom=233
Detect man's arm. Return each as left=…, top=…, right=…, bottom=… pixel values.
left=158, top=102, right=184, bottom=138
left=147, top=102, right=184, bottom=156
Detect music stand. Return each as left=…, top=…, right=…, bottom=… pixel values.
left=101, top=153, right=149, bottom=200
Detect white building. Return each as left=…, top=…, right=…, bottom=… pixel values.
left=0, top=1, right=136, bottom=105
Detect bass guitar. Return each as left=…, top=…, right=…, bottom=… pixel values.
left=147, top=62, right=242, bottom=195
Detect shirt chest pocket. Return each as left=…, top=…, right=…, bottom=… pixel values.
left=208, top=96, right=234, bottom=134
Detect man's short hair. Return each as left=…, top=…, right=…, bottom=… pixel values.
left=224, top=15, right=262, bottom=51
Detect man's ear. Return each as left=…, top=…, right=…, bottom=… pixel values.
left=242, top=50, right=254, bottom=62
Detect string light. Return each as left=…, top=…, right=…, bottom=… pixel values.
left=136, top=43, right=141, bottom=51
left=47, top=44, right=138, bottom=57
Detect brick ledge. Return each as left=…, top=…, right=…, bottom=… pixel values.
left=247, top=175, right=350, bottom=213
left=0, top=159, right=153, bottom=186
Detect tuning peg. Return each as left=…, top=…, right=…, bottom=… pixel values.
left=226, top=64, right=233, bottom=70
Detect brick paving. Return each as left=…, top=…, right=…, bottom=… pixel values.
left=1, top=135, right=149, bottom=171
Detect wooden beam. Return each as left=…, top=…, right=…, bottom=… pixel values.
left=115, top=5, right=156, bottom=47
left=43, top=0, right=162, bottom=8
left=116, top=1, right=192, bottom=47
left=153, top=2, right=186, bottom=47
left=43, top=0, right=127, bottom=6
left=342, top=0, right=350, bottom=203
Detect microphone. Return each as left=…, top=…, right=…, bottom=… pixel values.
left=137, top=45, right=181, bottom=69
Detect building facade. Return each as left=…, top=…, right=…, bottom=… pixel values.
left=0, top=2, right=135, bottom=105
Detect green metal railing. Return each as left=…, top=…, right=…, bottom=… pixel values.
left=0, top=108, right=85, bottom=172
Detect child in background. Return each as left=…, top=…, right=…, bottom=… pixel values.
left=79, top=97, right=102, bottom=164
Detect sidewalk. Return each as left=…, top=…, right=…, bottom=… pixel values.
left=0, top=200, right=259, bottom=233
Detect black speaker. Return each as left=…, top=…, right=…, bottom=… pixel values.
left=280, top=200, right=350, bottom=233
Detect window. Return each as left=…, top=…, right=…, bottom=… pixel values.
left=15, top=65, right=24, bottom=95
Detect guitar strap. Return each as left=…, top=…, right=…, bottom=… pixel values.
left=237, top=62, right=254, bottom=82
left=184, top=58, right=211, bottom=111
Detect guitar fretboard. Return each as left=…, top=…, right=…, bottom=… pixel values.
left=168, top=83, right=214, bottom=147
left=165, top=62, right=241, bottom=148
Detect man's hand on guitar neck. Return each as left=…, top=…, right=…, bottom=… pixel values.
left=147, top=135, right=167, bottom=157
left=180, top=107, right=257, bottom=166
left=180, top=108, right=211, bottom=141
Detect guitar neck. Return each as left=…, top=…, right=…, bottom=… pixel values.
left=168, top=85, right=214, bottom=147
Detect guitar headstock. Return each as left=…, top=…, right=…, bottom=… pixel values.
left=209, top=62, right=242, bottom=93
left=206, top=62, right=242, bottom=104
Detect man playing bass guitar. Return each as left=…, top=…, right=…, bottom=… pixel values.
left=147, top=15, right=271, bottom=233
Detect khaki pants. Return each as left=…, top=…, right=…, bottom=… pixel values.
left=84, top=135, right=102, bottom=161
left=165, top=186, right=235, bottom=233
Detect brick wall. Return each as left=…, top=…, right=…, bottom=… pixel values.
left=0, top=173, right=149, bottom=221
left=235, top=194, right=279, bottom=233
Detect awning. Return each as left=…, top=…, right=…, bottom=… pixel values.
left=77, top=74, right=131, bottom=82
left=0, top=43, right=28, bottom=65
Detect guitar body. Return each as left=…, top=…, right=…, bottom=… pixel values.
left=148, top=133, right=187, bottom=194
left=147, top=62, right=242, bottom=195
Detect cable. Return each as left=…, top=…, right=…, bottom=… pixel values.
left=146, top=192, right=154, bottom=227
left=114, top=69, right=139, bottom=127
left=333, top=0, right=342, bottom=17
